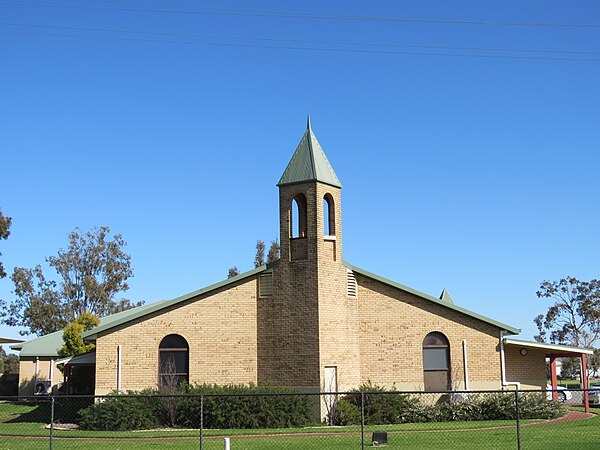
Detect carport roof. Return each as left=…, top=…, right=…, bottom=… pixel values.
left=503, top=338, right=594, bottom=356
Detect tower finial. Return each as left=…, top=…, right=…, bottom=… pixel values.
left=307, top=113, right=311, bottom=131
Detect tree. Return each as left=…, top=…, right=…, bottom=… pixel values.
left=0, top=347, right=18, bottom=374
left=559, top=358, right=579, bottom=379
left=227, top=266, right=240, bottom=278
left=589, top=349, right=600, bottom=377
left=58, top=312, right=100, bottom=357
left=0, top=209, right=11, bottom=279
left=1, top=226, right=142, bottom=336
left=267, top=239, right=280, bottom=264
left=254, top=240, right=265, bottom=268
left=534, top=277, right=600, bottom=348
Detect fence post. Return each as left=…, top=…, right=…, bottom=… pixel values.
left=49, top=395, right=55, bottom=450
left=360, top=392, right=365, bottom=450
left=199, top=394, right=204, bottom=450
left=514, top=390, right=521, bottom=450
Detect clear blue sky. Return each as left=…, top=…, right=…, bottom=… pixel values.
left=1, top=0, right=599, bottom=345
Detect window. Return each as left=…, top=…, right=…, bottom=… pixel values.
left=291, top=193, right=307, bottom=238
left=323, top=194, right=335, bottom=236
left=423, top=332, right=450, bottom=391
left=159, top=334, right=189, bottom=388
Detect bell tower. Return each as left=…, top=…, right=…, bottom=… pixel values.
left=257, top=118, right=360, bottom=395
left=277, top=116, right=343, bottom=265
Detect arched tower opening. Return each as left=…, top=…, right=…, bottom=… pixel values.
left=323, top=193, right=335, bottom=236
left=291, top=193, right=308, bottom=238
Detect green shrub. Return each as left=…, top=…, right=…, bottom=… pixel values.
left=331, top=388, right=566, bottom=426
left=78, top=393, right=158, bottom=431
left=79, top=385, right=314, bottom=430
left=178, top=384, right=313, bottom=429
left=331, top=383, right=422, bottom=425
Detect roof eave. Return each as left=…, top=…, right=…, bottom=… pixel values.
left=82, top=265, right=268, bottom=339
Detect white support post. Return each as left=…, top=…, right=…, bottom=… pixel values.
left=224, top=437, right=231, bottom=450
left=462, top=340, right=470, bottom=391
left=117, top=345, right=122, bottom=392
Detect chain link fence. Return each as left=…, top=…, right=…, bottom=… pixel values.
left=0, top=388, right=596, bottom=449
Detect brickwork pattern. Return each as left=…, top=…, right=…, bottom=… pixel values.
left=355, top=274, right=505, bottom=390
left=18, top=357, right=63, bottom=395
left=94, top=278, right=259, bottom=395
left=504, top=345, right=547, bottom=389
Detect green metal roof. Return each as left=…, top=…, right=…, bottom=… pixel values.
left=82, top=264, right=271, bottom=340
left=11, top=300, right=173, bottom=357
left=439, top=289, right=455, bottom=304
left=344, top=261, right=520, bottom=335
left=278, top=117, right=342, bottom=188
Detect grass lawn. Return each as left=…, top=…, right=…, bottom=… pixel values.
left=2, top=401, right=599, bottom=449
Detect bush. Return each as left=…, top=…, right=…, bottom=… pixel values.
left=331, top=383, right=422, bottom=425
left=331, top=386, right=566, bottom=426
left=79, top=393, right=158, bottom=431
left=79, top=384, right=314, bottom=431
left=178, top=384, right=313, bottom=429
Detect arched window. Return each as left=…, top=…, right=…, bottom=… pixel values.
left=323, top=194, right=335, bottom=236
left=423, top=332, right=450, bottom=392
left=159, top=334, right=189, bottom=388
left=291, top=193, right=307, bottom=238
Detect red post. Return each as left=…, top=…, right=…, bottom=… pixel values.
left=550, top=355, right=558, bottom=401
left=582, top=353, right=589, bottom=413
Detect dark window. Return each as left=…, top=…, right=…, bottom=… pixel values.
left=323, top=194, right=335, bottom=236
left=291, top=193, right=307, bottom=238
left=423, top=332, right=450, bottom=391
left=159, top=334, right=189, bottom=388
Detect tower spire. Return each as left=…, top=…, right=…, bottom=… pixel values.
left=307, top=113, right=311, bottom=131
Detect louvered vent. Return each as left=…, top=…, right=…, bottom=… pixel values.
left=259, top=273, right=273, bottom=298
left=347, top=269, right=357, bottom=298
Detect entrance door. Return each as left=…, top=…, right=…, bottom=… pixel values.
left=324, top=366, right=338, bottom=416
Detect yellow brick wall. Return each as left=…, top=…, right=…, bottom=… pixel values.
left=355, top=274, right=504, bottom=390
left=94, top=277, right=258, bottom=395
left=18, top=357, right=63, bottom=396
left=315, top=183, right=361, bottom=391
left=504, top=345, right=547, bottom=389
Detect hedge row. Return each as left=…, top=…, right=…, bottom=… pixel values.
left=79, top=384, right=313, bottom=431
left=331, top=383, right=567, bottom=425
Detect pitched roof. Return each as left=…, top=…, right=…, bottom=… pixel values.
left=82, top=264, right=271, bottom=340
left=278, top=117, right=342, bottom=188
left=344, top=262, right=520, bottom=335
left=11, top=300, right=173, bottom=357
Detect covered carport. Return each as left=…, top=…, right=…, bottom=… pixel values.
left=504, top=338, right=594, bottom=413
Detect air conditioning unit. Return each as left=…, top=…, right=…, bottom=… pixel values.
left=34, top=380, right=52, bottom=396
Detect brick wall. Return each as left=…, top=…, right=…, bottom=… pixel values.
left=504, top=345, right=547, bottom=389
left=94, top=277, right=258, bottom=395
left=18, top=357, right=63, bottom=396
left=355, top=274, right=505, bottom=390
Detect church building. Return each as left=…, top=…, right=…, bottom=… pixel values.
left=13, top=120, right=592, bottom=406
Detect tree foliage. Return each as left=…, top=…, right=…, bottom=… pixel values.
left=266, top=239, right=280, bottom=264
left=227, top=266, right=240, bottom=278
left=0, top=347, right=19, bottom=374
left=0, top=209, right=11, bottom=279
left=534, top=277, right=600, bottom=348
left=58, top=312, right=100, bottom=357
left=254, top=240, right=265, bottom=268
left=1, top=226, right=142, bottom=336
